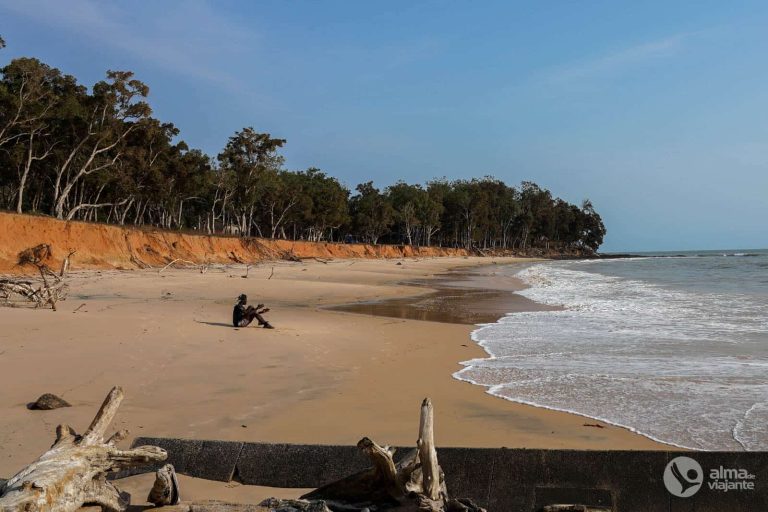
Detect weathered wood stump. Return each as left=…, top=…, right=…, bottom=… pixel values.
left=291, top=398, right=484, bottom=512
left=148, top=464, right=182, bottom=507
left=0, top=386, right=167, bottom=511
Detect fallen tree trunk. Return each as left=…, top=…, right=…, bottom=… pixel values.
left=0, top=386, right=167, bottom=511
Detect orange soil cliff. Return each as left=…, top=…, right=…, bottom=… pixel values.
left=0, top=212, right=470, bottom=273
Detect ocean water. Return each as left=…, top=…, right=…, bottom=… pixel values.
left=455, top=250, right=768, bottom=450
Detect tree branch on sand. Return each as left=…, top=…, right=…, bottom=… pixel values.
left=0, top=244, right=69, bottom=310
left=162, top=399, right=484, bottom=512
left=1, top=390, right=483, bottom=512
left=158, top=258, right=199, bottom=274
left=0, top=386, right=167, bottom=512
left=288, top=398, right=485, bottom=512
left=165, top=399, right=485, bottom=511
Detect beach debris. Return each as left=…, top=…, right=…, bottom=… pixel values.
left=148, top=464, right=181, bottom=507
left=159, top=400, right=484, bottom=511
left=292, top=398, right=485, bottom=512
left=60, top=249, right=77, bottom=276
left=0, top=244, right=69, bottom=310
left=160, top=259, right=199, bottom=274
left=27, top=393, right=71, bottom=410
left=583, top=423, right=605, bottom=429
left=0, top=386, right=167, bottom=512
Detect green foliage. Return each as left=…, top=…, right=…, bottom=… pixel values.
left=349, top=181, right=394, bottom=244
left=0, top=52, right=606, bottom=252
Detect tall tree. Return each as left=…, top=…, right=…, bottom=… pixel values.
left=580, top=199, right=606, bottom=251
left=217, top=127, right=285, bottom=236
left=386, top=181, right=426, bottom=245
left=350, top=181, right=394, bottom=244
left=51, top=70, right=151, bottom=219
left=285, top=168, right=349, bottom=241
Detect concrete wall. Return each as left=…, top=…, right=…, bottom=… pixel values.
left=122, top=438, right=768, bottom=511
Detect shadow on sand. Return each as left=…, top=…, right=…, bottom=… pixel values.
left=194, top=320, right=235, bottom=328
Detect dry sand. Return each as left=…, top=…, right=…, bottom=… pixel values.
left=0, top=256, right=670, bottom=505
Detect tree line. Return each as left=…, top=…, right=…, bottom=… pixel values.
left=0, top=42, right=606, bottom=252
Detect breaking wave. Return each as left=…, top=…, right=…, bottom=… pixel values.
left=455, top=253, right=768, bottom=450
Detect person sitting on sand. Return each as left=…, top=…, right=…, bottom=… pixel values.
left=232, top=294, right=274, bottom=329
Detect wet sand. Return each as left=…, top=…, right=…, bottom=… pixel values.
left=330, top=264, right=561, bottom=324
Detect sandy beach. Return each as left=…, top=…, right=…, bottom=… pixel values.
left=0, top=256, right=670, bottom=504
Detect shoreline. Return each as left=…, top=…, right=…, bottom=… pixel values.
left=327, top=261, right=561, bottom=325
left=0, top=256, right=672, bottom=490
left=333, top=260, right=686, bottom=451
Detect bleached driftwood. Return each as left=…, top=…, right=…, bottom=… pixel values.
left=0, top=386, right=167, bottom=512
left=294, top=398, right=483, bottom=512
left=145, top=399, right=482, bottom=512
left=0, top=244, right=69, bottom=310
left=159, top=259, right=199, bottom=274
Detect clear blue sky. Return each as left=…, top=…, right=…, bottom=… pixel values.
left=1, top=1, right=766, bottom=251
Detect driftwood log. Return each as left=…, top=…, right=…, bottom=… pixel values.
left=0, top=386, right=167, bottom=511
left=1, top=392, right=479, bottom=512
left=270, top=398, right=484, bottom=512
left=146, top=399, right=482, bottom=512
left=0, top=244, right=69, bottom=310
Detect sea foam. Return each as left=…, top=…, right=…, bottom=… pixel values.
left=455, top=254, right=768, bottom=450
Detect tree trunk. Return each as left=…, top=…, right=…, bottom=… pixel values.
left=0, top=387, right=167, bottom=512
left=16, top=133, right=35, bottom=214
left=16, top=130, right=53, bottom=214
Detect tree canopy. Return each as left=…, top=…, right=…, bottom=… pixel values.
left=0, top=47, right=605, bottom=253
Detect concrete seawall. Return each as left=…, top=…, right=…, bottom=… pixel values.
left=121, top=437, right=768, bottom=511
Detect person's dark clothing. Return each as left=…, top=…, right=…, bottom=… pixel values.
left=233, top=303, right=268, bottom=328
